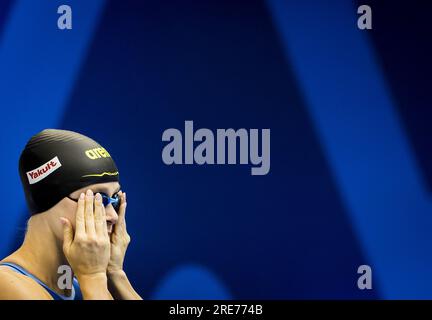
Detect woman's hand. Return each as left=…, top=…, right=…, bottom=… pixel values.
left=61, top=189, right=111, bottom=278
left=107, top=191, right=130, bottom=275
left=104, top=191, right=142, bottom=300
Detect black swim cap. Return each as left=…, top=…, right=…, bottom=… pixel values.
left=19, top=129, right=120, bottom=215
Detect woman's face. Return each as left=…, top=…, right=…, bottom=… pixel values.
left=52, top=182, right=121, bottom=240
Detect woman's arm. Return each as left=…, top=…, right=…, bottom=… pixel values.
left=77, top=273, right=113, bottom=300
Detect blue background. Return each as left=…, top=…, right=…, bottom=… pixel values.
left=0, top=0, right=431, bottom=299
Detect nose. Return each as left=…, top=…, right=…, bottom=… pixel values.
left=105, top=205, right=119, bottom=225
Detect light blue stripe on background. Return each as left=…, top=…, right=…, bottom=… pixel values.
left=267, top=0, right=432, bottom=298
left=0, top=0, right=106, bottom=257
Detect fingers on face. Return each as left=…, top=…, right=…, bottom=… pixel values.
left=75, top=192, right=85, bottom=236
left=76, top=189, right=126, bottom=237
left=112, top=191, right=127, bottom=236
left=119, top=191, right=127, bottom=228
left=94, top=192, right=108, bottom=236
left=84, top=189, right=96, bottom=235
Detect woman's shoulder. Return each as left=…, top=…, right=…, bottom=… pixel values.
left=0, top=265, right=53, bottom=300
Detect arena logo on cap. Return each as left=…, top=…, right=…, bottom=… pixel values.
left=26, top=156, right=62, bottom=184
left=85, top=147, right=111, bottom=160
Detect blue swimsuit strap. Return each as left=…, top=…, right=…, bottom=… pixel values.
left=0, top=262, right=81, bottom=300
